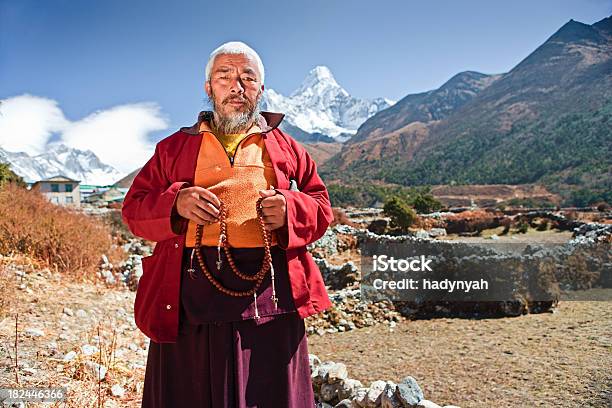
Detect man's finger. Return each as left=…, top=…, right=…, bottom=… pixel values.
left=260, top=195, right=284, bottom=207
left=258, top=189, right=276, bottom=198
left=194, top=187, right=221, bottom=208
left=191, top=207, right=217, bottom=224
left=195, top=200, right=220, bottom=218
left=262, top=215, right=278, bottom=224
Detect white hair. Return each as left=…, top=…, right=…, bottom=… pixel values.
left=205, top=41, right=265, bottom=85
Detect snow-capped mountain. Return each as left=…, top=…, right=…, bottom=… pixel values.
left=0, top=143, right=123, bottom=185
left=261, top=65, right=395, bottom=142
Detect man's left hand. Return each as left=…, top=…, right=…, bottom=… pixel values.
left=258, top=188, right=287, bottom=231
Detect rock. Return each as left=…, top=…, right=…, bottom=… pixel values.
left=429, top=228, right=447, bottom=237
left=315, top=402, right=333, bottom=408
left=368, top=219, right=388, bottom=235
left=101, top=269, right=116, bottom=285
left=417, top=401, right=443, bottom=408
left=365, top=380, right=386, bottom=407
left=314, top=259, right=359, bottom=290
left=309, top=228, right=339, bottom=257
left=24, top=328, right=45, bottom=337
left=351, top=387, right=369, bottom=407
left=63, top=351, right=77, bottom=361
left=309, top=353, right=322, bottom=374
left=337, top=378, right=362, bottom=400
left=416, top=230, right=430, bottom=239
left=380, top=382, right=402, bottom=408
left=111, top=384, right=125, bottom=397
left=81, top=344, right=99, bottom=356
left=62, top=307, right=74, bottom=316
left=320, top=382, right=339, bottom=402
left=76, top=309, right=88, bottom=318
left=327, top=362, right=348, bottom=384
left=306, top=287, right=403, bottom=337
left=334, top=399, right=352, bottom=408
left=396, top=376, right=424, bottom=406
left=313, top=361, right=336, bottom=385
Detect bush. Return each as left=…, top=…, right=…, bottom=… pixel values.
left=0, top=182, right=115, bottom=282
left=516, top=221, right=529, bottom=234
left=410, top=191, right=443, bottom=214
left=330, top=207, right=357, bottom=227
left=383, top=196, right=417, bottom=233
left=536, top=219, right=549, bottom=231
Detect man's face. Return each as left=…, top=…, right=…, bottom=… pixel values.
left=205, top=53, right=264, bottom=132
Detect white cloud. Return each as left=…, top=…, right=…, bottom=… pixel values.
left=0, top=94, right=70, bottom=155
left=60, top=103, right=167, bottom=173
left=0, top=94, right=168, bottom=173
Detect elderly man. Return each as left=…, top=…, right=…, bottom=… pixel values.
left=121, top=41, right=333, bottom=407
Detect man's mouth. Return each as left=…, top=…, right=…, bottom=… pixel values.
left=227, top=99, right=246, bottom=106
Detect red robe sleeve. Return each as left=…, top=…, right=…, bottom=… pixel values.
left=121, top=142, right=190, bottom=243
left=274, top=140, right=333, bottom=250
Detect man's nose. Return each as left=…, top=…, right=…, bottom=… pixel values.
left=229, top=77, right=245, bottom=94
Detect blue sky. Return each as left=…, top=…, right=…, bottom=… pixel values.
left=0, top=0, right=610, bottom=173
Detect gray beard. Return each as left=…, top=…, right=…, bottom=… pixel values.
left=209, top=92, right=262, bottom=135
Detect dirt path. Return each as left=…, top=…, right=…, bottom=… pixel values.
left=308, top=298, right=612, bottom=407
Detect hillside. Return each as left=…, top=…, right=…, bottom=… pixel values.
left=322, top=16, right=612, bottom=207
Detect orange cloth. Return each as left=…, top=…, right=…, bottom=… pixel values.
left=184, top=122, right=278, bottom=248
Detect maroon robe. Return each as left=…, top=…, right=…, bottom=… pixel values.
left=141, top=245, right=316, bottom=407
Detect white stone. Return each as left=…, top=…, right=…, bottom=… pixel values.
left=81, top=344, right=99, bottom=356
left=63, top=351, right=77, bottom=361
left=418, top=401, right=443, bottom=408
left=366, top=380, right=387, bottom=407
left=110, top=384, right=125, bottom=397
left=25, top=328, right=45, bottom=337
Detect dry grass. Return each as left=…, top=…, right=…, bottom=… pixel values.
left=0, top=183, right=117, bottom=283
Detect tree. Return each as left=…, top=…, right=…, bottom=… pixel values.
left=0, top=162, right=26, bottom=188
left=410, top=191, right=443, bottom=214
left=383, top=196, right=417, bottom=233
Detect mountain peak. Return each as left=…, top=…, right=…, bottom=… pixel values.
left=293, top=65, right=341, bottom=96
left=548, top=18, right=602, bottom=44
left=262, top=64, right=393, bottom=140
left=593, top=15, right=612, bottom=34
left=308, top=65, right=334, bottom=80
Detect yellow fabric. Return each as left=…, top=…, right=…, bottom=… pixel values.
left=184, top=129, right=279, bottom=248
left=216, top=133, right=248, bottom=159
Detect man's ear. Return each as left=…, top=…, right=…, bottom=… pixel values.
left=205, top=81, right=212, bottom=98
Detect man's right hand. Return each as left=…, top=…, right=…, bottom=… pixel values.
left=175, top=186, right=221, bottom=225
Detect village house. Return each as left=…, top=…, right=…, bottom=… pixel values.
left=30, top=175, right=81, bottom=208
